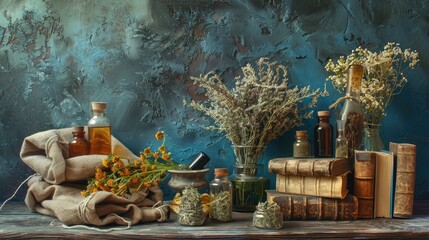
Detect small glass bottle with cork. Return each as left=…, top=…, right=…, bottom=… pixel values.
left=293, top=130, right=311, bottom=158
left=88, top=102, right=111, bottom=155
left=314, top=110, right=333, bottom=158
left=209, top=168, right=233, bottom=222
left=68, top=126, right=89, bottom=158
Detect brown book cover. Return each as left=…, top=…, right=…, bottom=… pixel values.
left=275, top=172, right=348, bottom=199
left=268, top=157, right=350, bottom=177
left=354, top=150, right=376, bottom=219
left=390, top=142, right=417, bottom=218
left=266, top=190, right=358, bottom=220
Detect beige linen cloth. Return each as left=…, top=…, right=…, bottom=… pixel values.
left=20, top=128, right=169, bottom=226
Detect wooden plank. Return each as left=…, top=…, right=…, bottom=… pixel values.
left=1, top=202, right=429, bottom=239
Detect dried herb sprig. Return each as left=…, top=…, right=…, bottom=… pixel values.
left=189, top=58, right=327, bottom=165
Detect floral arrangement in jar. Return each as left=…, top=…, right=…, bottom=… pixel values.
left=189, top=57, right=327, bottom=210
left=325, top=42, right=419, bottom=125
left=81, top=131, right=179, bottom=197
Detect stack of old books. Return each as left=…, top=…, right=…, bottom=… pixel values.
left=267, top=142, right=417, bottom=221
left=267, top=157, right=359, bottom=220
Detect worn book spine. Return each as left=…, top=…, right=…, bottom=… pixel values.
left=354, top=151, right=376, bottom=219
left=275, top=172, right=348, bottom=199
left=266, top=190, right=358, bottom=220
left=390, top=143, right=417, bottom=218
left=268, top=157, right=349, bottom=177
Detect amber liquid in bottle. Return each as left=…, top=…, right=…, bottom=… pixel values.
left=69, top=126, right=89, bottom=158
left=88, top=126, right=111, bottom=155
left=314, top=111, right=333, bottom=158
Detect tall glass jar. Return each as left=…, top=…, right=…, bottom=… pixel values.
left=68, top=126, right=89, bottom=158
left=88, top=102, right=112, bottom=155
left=209, top=168, right=233, bottom=222
left=293, top=130, right=311, bottom=158
left=313, top=111, right=333, bottom=158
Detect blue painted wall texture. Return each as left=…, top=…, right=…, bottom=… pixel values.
left=1, top=0, right=428, bottom=201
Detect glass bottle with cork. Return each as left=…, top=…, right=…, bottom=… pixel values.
left=339, top=64, right=364, bottom=160
left=335, top=119, right=348, bottom=158
left=313, top=110, right=333, bottom=158
left=88, top=102, right=112, bottom=155
left=68, top=126, right=89, bottom=158
left=209, top=168, right=233, bottom=222
left=293, top=130, right=311, bottom=158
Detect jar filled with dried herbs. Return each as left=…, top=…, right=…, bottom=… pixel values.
left=209, top=168, right=232, bottom=222
left=293, top=130, right=311, bottom=158
left=253, top=201, right=283, bottom=229
left=178, top=187, right=206, bottom=226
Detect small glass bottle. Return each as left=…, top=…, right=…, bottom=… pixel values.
left=209, top=168, right=233, bottom=222
left=314, top=111, right=333, bottom=158
left=293, top=130, right=311, bottom=158
left=335, top=120, right=348, bottom=158
left=88, top=102, right=112, bottom=155
left=68, top=126, right=89, bottom=158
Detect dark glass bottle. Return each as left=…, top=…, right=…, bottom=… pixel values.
left=314, top=111, right=333, bottom=158
left=68, top=126, right=89, bottom=158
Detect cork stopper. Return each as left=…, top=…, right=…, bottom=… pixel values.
left=317, top=111, right=330, bottom=117
left=91, top=102, right=107, bottom=113
left=72, top=126, right=85, bottom=133
left=214, top=168, right=228, bottom=177
left=296, top=130, right=308, bottom=137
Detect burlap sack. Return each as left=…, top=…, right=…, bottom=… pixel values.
left=25, top=176, right=169, bottom=225
left=20, top=128, right=138, bottom=184
left=20, top=128, right=170, bottom=225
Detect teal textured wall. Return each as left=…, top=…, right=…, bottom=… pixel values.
left=0, top=0, right=428, bottom=201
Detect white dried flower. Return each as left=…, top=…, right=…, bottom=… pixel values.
left=325, top=42, right=419, bottom=124
left=189, top=58, right=328, bottom=156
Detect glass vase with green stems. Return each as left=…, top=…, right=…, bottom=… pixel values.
left=230, top=145, right=268, bottom=212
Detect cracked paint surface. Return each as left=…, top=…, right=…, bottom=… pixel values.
left=0, top=0, right=429, bottom=201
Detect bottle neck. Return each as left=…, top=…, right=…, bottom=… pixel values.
left=318, top=116, right=329, bottom=122
left=92, top=111, right=105, bottom=117
left=346, top=66, right=363, bottom=98
left=214, top=175, right=228, bottom=180
left=72, top=132, right=85, bottom=138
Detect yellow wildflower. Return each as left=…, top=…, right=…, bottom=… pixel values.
left=102, top=159, right=110, bottom=168
left=161, top=152, right=171, bottom=161
left=153, top=151, right=160, bottom=159
left=158, top=145, right=166, bottom=153
left=80, top=191, right=87, bottom=198
left=141, top=165, right=148, bottom=172
left=143, top=148, right=152, bottom=157
left=107, top=179, right=115, bottom=187
left=155, top=131, right=164, bottom=140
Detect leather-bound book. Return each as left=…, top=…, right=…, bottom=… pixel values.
left=354, top=150, right=376, bottom=219
left=275, top=172, right=348, bottom=199
left=266, top=190, right=358, bottom=220
left=390, top=143, right=417, bottom=218
left=268, top=157, right=350, bottom=177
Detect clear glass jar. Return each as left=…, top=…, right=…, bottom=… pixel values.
left=253, top=203, right=283, bottom=229
left=88, top=102, right=111, bottom=155
left=209, top=168, right=233, bottom=222
left=314, top=111, right=333, bottom=158
left=335, top=120, right=348, bottom=158
left=293, top=130, right=311, bottom=158
left=68, top=126, right=89, bottom=158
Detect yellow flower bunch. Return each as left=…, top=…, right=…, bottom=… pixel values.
left=81, top=131, right=178, bottom=197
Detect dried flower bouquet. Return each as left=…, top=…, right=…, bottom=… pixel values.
left=325, top=42, right=419, bottom=125
left=190, top=57, right=327, bottom=165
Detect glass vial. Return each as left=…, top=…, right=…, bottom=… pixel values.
left=209, top=168, right=233, bottom=222
left=314, top=111, right=333, bottom=158
left=293, top=130, right=311, bottom=158
left=88, top=102, right=112, bottom=155
left=68, top=126, right=89, bottom=158
left=335, top=120, right=348, bottom=158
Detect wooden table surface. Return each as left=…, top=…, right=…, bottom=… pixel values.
left=1, top=201, right=429, bottom=239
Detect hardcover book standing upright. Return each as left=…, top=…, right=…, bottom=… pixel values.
left=390, top=143, right=417, bottom=218
left=266, top=190, right=358, bottom=220
left=354, top=151, right=376, bottom=219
